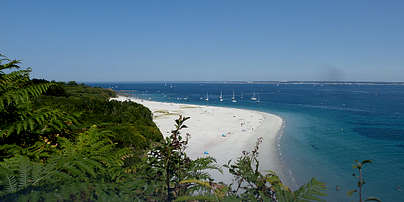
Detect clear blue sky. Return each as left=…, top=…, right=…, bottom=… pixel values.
left=1, top=1, right=404, bottom=82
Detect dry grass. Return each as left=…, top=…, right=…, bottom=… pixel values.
left=154, top=110, right=181, bottom=118
left=180, top=105, right=200, bottom=109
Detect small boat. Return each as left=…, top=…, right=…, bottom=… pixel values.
left=232, top=90, right=237, bottom=103
left=205, top=92, right=209, bottom=101
left=251, top=91, right=257, bottom=101
left=219, top=91, right=223, bottom=102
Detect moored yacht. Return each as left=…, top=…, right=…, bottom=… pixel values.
left=232, top=90, right=237, bottom=103
left=219, top=91, right=223, bottom=102
left=251, top=91, right=257, bottom=101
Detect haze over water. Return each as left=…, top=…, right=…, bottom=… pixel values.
left=90, top=82, right=404, bottom=202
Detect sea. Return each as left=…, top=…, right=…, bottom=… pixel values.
left=88, top=82, right=404, bottom=202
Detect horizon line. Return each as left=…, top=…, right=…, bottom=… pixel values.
left=78, top=80, right=404, bottom=84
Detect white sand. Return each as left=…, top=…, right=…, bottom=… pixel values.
left=112, top=96, right=285, bottom=184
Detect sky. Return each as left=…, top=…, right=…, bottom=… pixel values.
left=1, top=1, right=404, bottom=82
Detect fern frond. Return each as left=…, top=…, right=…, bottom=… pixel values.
left=0, top=82, right=54, bottom=111
left=1, top=107, right=77, bottom=137
left=180, top=179, right=213, bottom=190
left=174, top=194, right=218, bottom=202
left=5, top=175, right=18, bottom=193
left=293, top=178, right=327, bottom=202
left=0, top=58, right=21, bottom=71
left=0, top=155, right=61, bottom=196
left=47, top=127, right=134, bottom=181
left=17, top=160, right=30, bottom=189
left=0, top=69, right=29, bottom=90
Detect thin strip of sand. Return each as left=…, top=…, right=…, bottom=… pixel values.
left=112, top=96, right=286, bottom=185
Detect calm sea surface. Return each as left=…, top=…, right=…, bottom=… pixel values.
left=89, top=82, right=404, bottom=202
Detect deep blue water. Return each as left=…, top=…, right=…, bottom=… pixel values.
left=89, top=82, right=404, bottom=202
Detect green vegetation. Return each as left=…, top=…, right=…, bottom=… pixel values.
left=348, top=160, right=381, bottom=202
left=0, top=53, right=328, bottom=201
left=0, top=53, right=163, bottom=201
left=224, top=137, right=326, bottom=201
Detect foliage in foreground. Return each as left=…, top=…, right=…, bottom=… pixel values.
left=223, top=137, right=326, bottom=202
left=1, top=116, right=327, bottom=202
left=141, top=115, right=223, bottom=201
left=347, top=160, right=381, bottom=202
left=0, top=54, right=78, bottom=160
left=0, top=53, right=352, bottom=201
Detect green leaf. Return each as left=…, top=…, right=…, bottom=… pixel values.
left=347, top=189, right=357, bottom=196
left=365, top=196, right=382, bottom=202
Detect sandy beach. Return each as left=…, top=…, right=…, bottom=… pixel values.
left=112, top=96, right=284, bottom=184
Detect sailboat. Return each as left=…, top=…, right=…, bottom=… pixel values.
left=256, top=93, right=260, bottom=103
left=219, top=91, right=223, bottom=102
left=205, top=92, right=209, bottom=101
left=251, top=91, right=257, bottom=101
left=232, top=90, right=237, bottom=103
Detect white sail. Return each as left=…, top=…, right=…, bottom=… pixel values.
left=219, top=91, right=223, bottom=102
left=251, top=91, right=257, bottom=101
left=232, top=90, right=237, bottom=103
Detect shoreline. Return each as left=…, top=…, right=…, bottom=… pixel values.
left=112, top=95, right=289, bottom=186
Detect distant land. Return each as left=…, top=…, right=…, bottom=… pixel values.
left=245, top=81, right=404, bottom=85
left=87, top=81, right=404, bottom=85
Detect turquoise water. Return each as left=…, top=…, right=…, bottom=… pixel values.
left=89, top=82, right=404, bottom=201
